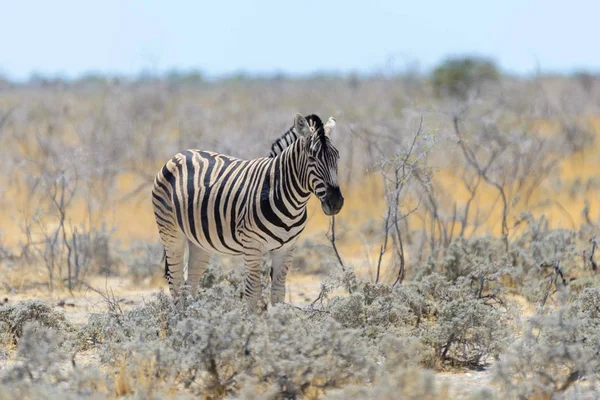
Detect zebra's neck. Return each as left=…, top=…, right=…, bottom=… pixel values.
left=272, top=138, right=311, bottom=206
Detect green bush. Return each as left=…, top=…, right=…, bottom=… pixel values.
left=432, top=56, right=500, bottom=99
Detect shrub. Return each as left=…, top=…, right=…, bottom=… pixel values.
left=493, top=288, right=600, bottom=399
left=432, top=56, right=499, bottom=99
left=510, top=217, right=580, bottom=303
left=2, top=322, right=69, bottom=385
left=327, top=336, right=450, bottom=400
left=119, top=240, right=163, bottom=281
left=77, top=268, right=374, bottom=398
left=424, top=298, right=511, bottom=369
left=250, top=305, right=374, bottom=398
left=0, top=322, right=106, bottom=400
left=418, top=268, right=514, bottom=369
left=0, top=300, right=72, bottom=345
left=420, top=219, right=589, bottom=307
left=327, top=262, right=515, bottom=370
left=328, top=281, right=429, bottom=339
left=422, top=236, right=508, bottom=283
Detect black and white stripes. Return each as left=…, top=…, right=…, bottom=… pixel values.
left=152, top=113, right=343, bottom=309
left=268, top=114, right=327, bottom=157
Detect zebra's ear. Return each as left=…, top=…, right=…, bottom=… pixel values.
left=294, top=113, right=312, bottom=138
left=324, top=117, right=336, bottom=136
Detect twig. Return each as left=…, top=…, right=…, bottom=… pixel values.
left=459, top=170, right=481, bottom=237
left=326, top=216, right=345, bottom=272
left=554, top=263, right=567, bottom=287
left=541, top=262, right=568, bottom=306
left=77, top=278, right=124, bottom=323
left=392, top=229, right=405, bottom=286
left=589, top=237, right=598, bottom=271
left=375, top=208, right=390, bottom=284
left=310, top=287, right=326, bottom=308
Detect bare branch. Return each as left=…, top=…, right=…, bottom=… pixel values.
left=326, top=216, right=345, bottom=272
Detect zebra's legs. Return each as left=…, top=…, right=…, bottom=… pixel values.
left=270, top=246, right=295, bottom=305
left=243, top=248, right=265, bottom=311
left=162, top=233, right=187, bottom=297
left=187, top=241, right=210, bottom=295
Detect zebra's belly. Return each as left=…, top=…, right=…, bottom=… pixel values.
left=245, top=220, right=308, bottom=252
left=189, top=236, right=245, bottom=256
left=184, top=217, right=307, bottom=255
left=179, top=209, right=245, bottom=256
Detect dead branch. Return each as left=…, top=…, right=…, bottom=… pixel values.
left=326, top=216, right=345, bottom=272
left=589, top=237, right=598, bottom=271
left=453, top=115, right=509, bottom=251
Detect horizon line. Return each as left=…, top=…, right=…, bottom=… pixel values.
left=2, top=64, right=598, bottom=85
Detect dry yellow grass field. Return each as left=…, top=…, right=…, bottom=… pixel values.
left=2, top=117, right=599, bottom=285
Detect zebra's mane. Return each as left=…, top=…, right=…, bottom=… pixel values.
left=268, top=114, right=324, bottom=158
left=312, top=129, right=340, bottom=163
left=305, top=114, right=325, bottom=136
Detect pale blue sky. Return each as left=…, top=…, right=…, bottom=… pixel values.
left=0, top=0, right=598, bottom=80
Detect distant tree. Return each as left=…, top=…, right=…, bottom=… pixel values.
left=27, top=72, right=67, bottom=88
left=573, top=70, right=597, bottom=96
left=432, top=56, right=500, bottom=99
left=73, top=73, right=114, bottom=87
left=166, top=69, right=204, bottom=85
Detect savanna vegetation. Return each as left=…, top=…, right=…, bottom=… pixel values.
left=0, top=58, right=600, bottom=398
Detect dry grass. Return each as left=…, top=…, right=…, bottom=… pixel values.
left=2, top=114, right=599, bottom=274
left=1, top=74, right=600, bottom=398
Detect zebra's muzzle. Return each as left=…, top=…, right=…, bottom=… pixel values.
left=321, top=186, right=344, bottom=216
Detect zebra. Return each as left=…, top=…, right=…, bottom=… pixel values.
left=152, top=113, right=343, bottom=309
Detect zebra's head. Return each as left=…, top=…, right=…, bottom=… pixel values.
left=293, top=113, right=344, bottom=216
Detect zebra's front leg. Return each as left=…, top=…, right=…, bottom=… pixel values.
left=243, top=248, right=265, bottom=312
left=270, top=246, right=295, bottom=305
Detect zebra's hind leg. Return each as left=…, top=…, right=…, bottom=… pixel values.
left=270, top=246, right=295, bottom=305
left=187, top=241, right=210, bottom=296
left=162, top=233, right=187, bottom=297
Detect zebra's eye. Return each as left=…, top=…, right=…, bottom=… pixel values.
left=308, top=154, right=317, bottom=162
